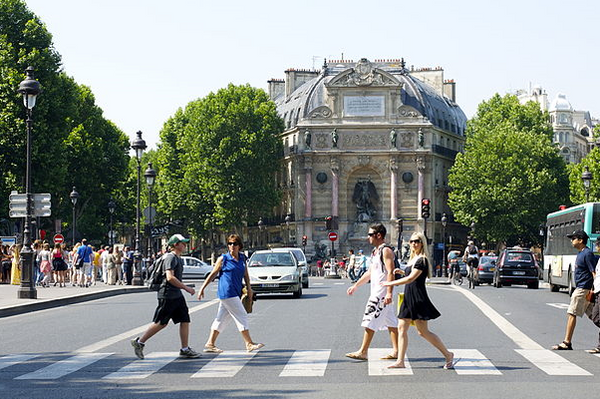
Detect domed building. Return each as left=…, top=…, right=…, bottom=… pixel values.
left=253, top=58, right=467, bottom=264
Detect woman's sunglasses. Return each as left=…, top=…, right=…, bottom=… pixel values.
left=409, top=239, right=421, bottom=244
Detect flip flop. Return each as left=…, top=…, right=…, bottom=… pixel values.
left=586, top=347, right=600, bottom=354
left=443, top=355, right=459, bottom=369
left=380, top=354, right=398, bottom=360
left=551, top=341, right=572, bottom=350
left=345, top=352, right=367, bottom=361
left=203, top=345, right=223, bottom=353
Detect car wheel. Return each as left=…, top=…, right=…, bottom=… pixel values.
left=293, top=283, right=303, bottom=298
left=527, top=281, right=539, bottom=289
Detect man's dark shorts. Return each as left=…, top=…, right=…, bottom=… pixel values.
left=152, top=296, right=190, bottom=325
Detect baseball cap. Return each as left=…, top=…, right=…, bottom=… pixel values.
left=358, top=249, right=363, bottom=254
left=566, top=230, right=588, bottom=240
left=168, top=234, right=190, bottom=246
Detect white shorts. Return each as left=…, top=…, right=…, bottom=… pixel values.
left=210, top=297, right=249, bottom=332
left=79, top=262, right=92, bottom=276
left=568, top=288, right=593, bottom=317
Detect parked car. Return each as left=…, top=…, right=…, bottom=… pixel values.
left=493, top=248, right=540, bottom=289
left=181, top=256, right=213, bottom=279
left=248, top=250, right=303, bottom=298
left=477, top=256, right=498, bottom=284
left=271, top=247, right=309, bottom=288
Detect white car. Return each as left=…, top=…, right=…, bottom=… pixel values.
left=270, top=247, right=309, bottom=288
left=181, top=256, right=212, bottom=279
left=248, top=250, right=303, bottom=298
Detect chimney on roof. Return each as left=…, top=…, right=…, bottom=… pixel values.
left=267, top=79, right=285, bottom=100
left=284, top=69, right=320, bottom=97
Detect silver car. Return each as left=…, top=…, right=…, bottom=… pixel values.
left=181, top=256, right=213, bottom=279
left=248, top=250, right=303, bottom=298
left=271, top=247, right=309, bottom=288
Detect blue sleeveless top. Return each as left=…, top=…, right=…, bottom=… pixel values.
left=217, top=253, right=246, bottom=299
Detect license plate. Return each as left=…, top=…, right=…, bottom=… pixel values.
left=513, top=271, right=526, bottom=275
left=489, top=267, right=495, bottom=271
left=261, top=283, right=279, bottom=288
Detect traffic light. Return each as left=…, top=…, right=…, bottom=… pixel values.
left=421, top=198, right=431, bottom=219
left=302, top=235, right=307, bottom=246
left=325, top=216, right=332, bottom=230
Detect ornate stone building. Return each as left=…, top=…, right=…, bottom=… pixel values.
left=256, top=58, right=467, bottom=263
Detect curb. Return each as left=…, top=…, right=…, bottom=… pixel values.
left=0, top=286, right=148, bottom=318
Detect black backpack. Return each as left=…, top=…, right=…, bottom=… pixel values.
left=379, top=244, right=401, bottom=272
left=146, top=253, right=173, bottom=291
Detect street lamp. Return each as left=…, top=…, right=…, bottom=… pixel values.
left=285, top=214, right=291, bottom=245
left=131, top=131, right=147, bottom=285
left=70, top=187, right=79, bottom=246
left=108, top=199, right=116, bottom=246
left=144, top=162, right=156, bottom=257
left=441, top=213, right=448, bottom=277
left=582, top=166, right=593, bottom=203
left=16, top=66, right=41, bottom=299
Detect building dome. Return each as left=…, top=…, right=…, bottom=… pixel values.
left=274, top=59, right=467, bottom=135
left=549, top=93, right=573, bottom=112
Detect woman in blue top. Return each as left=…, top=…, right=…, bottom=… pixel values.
left=198, top=234, right=264, bottom=353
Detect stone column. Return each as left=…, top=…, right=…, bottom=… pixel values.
left=304, top=158, right=312, bottom=219
left=390, top=158, right=398, bottom=220
left=331, top=158, right=339, bottom=217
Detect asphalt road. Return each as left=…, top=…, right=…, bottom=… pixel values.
left=1, top=278, right=600, bottom=399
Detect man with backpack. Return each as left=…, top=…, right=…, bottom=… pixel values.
left=463, top=240, right=479, bottom=285
left=131, top=234, right=200, bottom=360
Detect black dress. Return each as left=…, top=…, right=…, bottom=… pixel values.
left=397, top=256, right=441, bottom=320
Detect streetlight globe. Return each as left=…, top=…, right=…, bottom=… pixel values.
left=108, top=199, right=116, bottom=214
left=582, top=166, right=593, bottom=189
left=131, top=130, right=147, bottom=160
left=144, top=162, right=157, bottom=188
left=69, top=186, right=79, bottom=205
left=17, top=66, right=41, bottom=110
left=441, top=213, right=448, bottom=227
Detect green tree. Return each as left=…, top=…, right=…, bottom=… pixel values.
left=448, top=94, right=570, bottom=245
left=156, top=84, right=284, bottom=238
left=568, top=147, right=600, bottom=204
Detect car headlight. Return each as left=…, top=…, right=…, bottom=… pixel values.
left=280, top=273, right=297, bottom=282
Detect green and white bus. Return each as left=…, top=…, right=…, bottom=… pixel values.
left=544, top=203, right=600, bottom=293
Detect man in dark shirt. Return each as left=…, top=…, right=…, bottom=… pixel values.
left=552, top=230, right=596, bottom=350
left=122, top=246, right=134, bottom=285
left=131, top=234, right=200, bottom=359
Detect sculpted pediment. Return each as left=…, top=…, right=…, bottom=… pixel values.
left=397, top=105, right=422, bottom=118
left=326, top=58, right=402, bottom=88
left=307, top=106, right=333, bottom=119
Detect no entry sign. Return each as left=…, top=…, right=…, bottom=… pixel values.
left=328, top=232, right=338, bottom=241
left=53, top=233, right=64, bottom=244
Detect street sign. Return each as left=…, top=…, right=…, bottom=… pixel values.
left=8, top=192, right=51, bottom=218
left=53, top=234, right=64, bottom=244
left=0, top=236, right=17, bottom=246
left=328, top=232, right=338, bottom=241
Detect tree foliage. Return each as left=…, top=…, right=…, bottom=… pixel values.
left=568, top=147, right=600, bottom=204
left=156, top=84, right=284, bottom=237
left=448, top=94, right=570, bottom=245
left=0, top=0, right=131, bottom=243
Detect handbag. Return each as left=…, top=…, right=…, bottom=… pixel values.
left=396, top=292, right=415, bottom=326
left=586, top=289, right=595, bottom=302
left=241, top=287, right=254, bottom=314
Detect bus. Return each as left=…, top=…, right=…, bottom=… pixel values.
left=543, top=203, right=600, bottom=293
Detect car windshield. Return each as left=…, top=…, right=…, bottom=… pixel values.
left=506, top=252, right=532, bottom=262
left=480, top=257, right=497, bottom=265
left=249, top=253, right=295, bottom=267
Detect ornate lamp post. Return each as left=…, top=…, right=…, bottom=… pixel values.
left=131, top=131, right=146, bottom=285
left=16, top=67, right=41, bottom=299
left=582, top=166, right=593, bottom=203
left=285, top=214, right=291, bottom=245
left=441, top=213, right=448, bottom=277
left=70, top=187, right=79, bottom=246
left=108, top=199, right=116, bottom=246
left=144, top=163, right=156, bottom=257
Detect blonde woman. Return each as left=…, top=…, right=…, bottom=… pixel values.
left=382, top=231, right=455, bottom=369
left=10, top=244, right=21, bottom=285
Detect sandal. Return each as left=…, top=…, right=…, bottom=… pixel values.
left=443, top=353, right=457, bottom=369
left=246, top=343, right=264, bottom=352
left=345, top=352, right=367, bottom=361
left=380, top=354, right=398, bottom=360
left=203, top=345, right=223, bottom=353
left=551, top=341, right=572, bottom=350
left=586, top=347, right=600, bottom=354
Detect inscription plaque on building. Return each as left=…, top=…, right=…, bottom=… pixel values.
left=343, top=96, right=385, bottom=117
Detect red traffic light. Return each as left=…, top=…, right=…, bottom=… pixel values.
left=421, top=198, right=430, bottom=205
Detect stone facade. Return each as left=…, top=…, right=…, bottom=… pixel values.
left=255, top=58, right=467, bottom=263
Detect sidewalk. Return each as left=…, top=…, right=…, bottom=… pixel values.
left=0, top=283, right=147, bottom=318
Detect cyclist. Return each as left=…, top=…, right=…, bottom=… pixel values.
left=463, top=241, right=479, bottom=288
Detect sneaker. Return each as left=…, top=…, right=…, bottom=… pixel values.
left=131, top=338, right=145, bottom=359
left=179, top=347, right=201, bottom=358
left=246, top=343, right=264, bottom=352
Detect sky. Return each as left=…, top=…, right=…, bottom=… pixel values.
left=24, top=0, right=600, bottom=150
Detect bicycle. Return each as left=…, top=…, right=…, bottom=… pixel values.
left=451, top=262, right=463, bottom=285
left=466, top=258, right=479, bottom=289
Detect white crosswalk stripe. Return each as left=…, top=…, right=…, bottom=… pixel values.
left=368, top=348, right=412, bottom=375
left=15, top=352, right=113, bottom=380
left=515, top=349, right=592, bottom=376
left=450, top=349, right=501, bottom=375
left=103, top=352, right=180, bottom=379
left=191, top=350, right=258, bottom=378
left=280, top=350, right=330, bottom=377
left=0, top=354, right=39, bottom=370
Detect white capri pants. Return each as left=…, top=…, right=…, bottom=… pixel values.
left=210, top=296, right=249, bottom=332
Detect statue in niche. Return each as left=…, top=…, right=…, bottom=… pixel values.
left=313, top=241, right=328, bottom=260
left=418, top=128, right=424, bottom=148
left=352, top=179, right=379, bottom=222
left=390, top=129, right=397, bottom=148
left=304, top=129, right=311, bottom=149
left=331, top=128, right=338, bottom=148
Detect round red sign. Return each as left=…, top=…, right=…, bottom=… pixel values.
left=328, top=232, right=338, bottom=241
left=53, top=233, right=64, bottom=244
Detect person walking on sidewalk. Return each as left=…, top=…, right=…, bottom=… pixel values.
left=345, top=223, right=398, bottom=361
left=131, top=234, right=200, bottom=360
left=198, top=234, right=264, bottom=354
left=586, top=240, right=600, bottom=354
left=382, top=231, right=455, bottom=369
left=552, top=229, right=596, bottom=351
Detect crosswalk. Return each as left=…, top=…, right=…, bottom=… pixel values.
left=1, top=347, right=598, bottom=381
